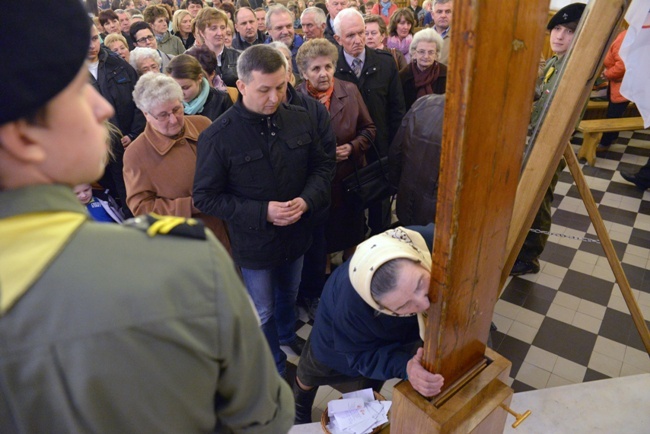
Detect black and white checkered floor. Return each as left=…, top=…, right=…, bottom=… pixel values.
left=286, top=128, right=650, bottom=421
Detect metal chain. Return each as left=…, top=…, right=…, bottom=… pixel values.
left=529, top=228, right=601, bottom=244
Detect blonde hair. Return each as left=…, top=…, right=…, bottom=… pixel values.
left=172, top=9, right=192, bottom=34
left=104, top=33, right=129, bottom=50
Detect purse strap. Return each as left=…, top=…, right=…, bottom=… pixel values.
left=348, top=132, right=388, bottom=183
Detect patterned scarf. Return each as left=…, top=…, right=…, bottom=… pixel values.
left=380, top=0, right=392, bottom=16
left=306, top=78, right=335, bottom=111
left=412, top=60, right=440, bottom=99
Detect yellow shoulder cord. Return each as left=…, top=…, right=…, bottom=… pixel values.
left=0, top=212, right=86, bottom=315
left=544, top=66, right=555, bottom=84
left=145, top=213, right=198, bottom=237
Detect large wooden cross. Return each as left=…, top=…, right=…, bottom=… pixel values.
left=390, top=0, right=635, bottom=432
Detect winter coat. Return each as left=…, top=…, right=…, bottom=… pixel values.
left=399, top=61, right=447, bottom=112
left=123, top=115, right=231, bottom=251
left=604, top=30, right=628, bottom=103
left=389, top=94, right=445, bottom=226
left=198, top=87, right=234, bottom=121
left=92, top=47, right=145, bottom=142
left=216, top=47, right=241, bottom=87
left=335, top=47, right=406, bottom=160
left=193, top=101, right=335, bottom=269
left=309, top=260, right=421, bottom=380
left=158, top=31, right=185, bottom=56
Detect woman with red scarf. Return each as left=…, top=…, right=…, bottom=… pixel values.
left=399, top=28, right=447, bottom=111
left=296, top=39, right=376, bottom=259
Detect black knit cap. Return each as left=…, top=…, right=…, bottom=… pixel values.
left=547, top=3, right=586, bottom=30
left=0, top=0, right=91, bottom=125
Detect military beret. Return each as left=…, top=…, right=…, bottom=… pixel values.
left=0, top=0, right=91, bottom=125
left=547, top=3, right=586, bottom=30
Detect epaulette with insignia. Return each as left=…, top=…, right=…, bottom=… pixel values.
left=123, top=213, right=206, bottom=240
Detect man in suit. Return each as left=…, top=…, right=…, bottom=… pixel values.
left=333, top=7, right=406, bottom=234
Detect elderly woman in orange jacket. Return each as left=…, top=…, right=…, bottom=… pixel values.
left=123, top=72, right=231, bottom=252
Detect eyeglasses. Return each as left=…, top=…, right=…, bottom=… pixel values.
left=149, top=105, right=184, bottom=122
left=415, top=49, right=437, bottom=57
left=136, top=34, right=155, bottom=44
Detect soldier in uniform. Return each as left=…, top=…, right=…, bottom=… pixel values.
left=0, top=1, right=294, bottom=432
left=510, top=3, right=585, bottom=276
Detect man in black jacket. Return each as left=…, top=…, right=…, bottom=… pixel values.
left=333, top=8, right=406, bottom=234
left=324, top=0, right=346, bottom=45
left=233, top=7, right=266, bottom=50
left=88, top=25, right=144, bottom=215
left=194, top=45, right=335, bottom=379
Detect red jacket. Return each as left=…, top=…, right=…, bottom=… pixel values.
left=371, top=2, right=398, bottom=25
left=604, top=30, right=628, bottom=103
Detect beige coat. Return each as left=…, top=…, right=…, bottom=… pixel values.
left=124, top=115, right=231, bottom=251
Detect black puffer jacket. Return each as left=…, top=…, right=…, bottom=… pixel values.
left=388, top=93, right=445, bottom=226
left=92, top=47, right=145, bottom=142
left=194, top=101, right=335, bottom=269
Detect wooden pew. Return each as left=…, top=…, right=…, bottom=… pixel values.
left=577, top=116, right=646, bottom=166
left=582, top=99, right=637, bottom=120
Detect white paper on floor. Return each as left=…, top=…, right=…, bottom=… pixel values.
left=326, top=388, right=392, bottom=434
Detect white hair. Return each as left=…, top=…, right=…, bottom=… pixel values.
left=301, top=7, right=326, bottom=26
left=129, top=47, right=162, bottom=73
left=132, top=72, right=183, bottom=114
left=332, top=7, right=363, bottom=37
left=267, top=40, right=292, bottom=60
left=409, top=28, right=443, bottom=57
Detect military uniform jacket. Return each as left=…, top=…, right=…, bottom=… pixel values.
left=530, top=54, right=565, bottom=128
left=193, top=101, right=334, bottom=270
left=0, top=185, right=294, bottom=433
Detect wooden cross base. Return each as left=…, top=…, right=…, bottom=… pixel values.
left=389, top=348, right=513, bottom=434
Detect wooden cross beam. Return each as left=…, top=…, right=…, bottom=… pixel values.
left=391, top=0, right=635, bottom=432
left=423, top=0, right=548, bottom=390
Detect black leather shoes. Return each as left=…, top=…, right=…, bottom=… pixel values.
left=510, top=259, right=540, bottom=276
left=620, top=170, right=650, bottom=190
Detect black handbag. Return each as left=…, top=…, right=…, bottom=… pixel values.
left=341, top=136, right=394, bottom=210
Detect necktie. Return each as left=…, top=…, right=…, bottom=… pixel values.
left=352, top=58, right=362, bottom=78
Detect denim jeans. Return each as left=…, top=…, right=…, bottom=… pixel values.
left=240, top=256, right=304, bottom=375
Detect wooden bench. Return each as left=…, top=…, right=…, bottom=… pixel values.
left=582, top=100, right=637, bottom=120
left=577, top=116, right=646, bottom=166
left=586, top=100, right=609, bottom=111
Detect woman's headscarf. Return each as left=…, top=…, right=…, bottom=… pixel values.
left=349, top=227, right=431, bottom=340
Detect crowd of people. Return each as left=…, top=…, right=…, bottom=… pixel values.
left=83, top=0, right=453, bottom=383
left=2, top=0, right=641, bottom=431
